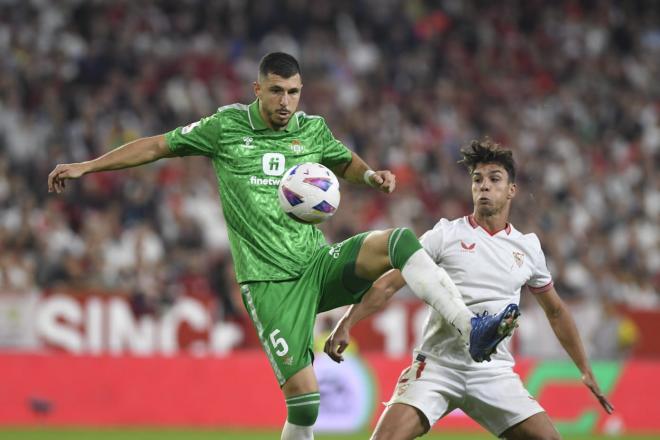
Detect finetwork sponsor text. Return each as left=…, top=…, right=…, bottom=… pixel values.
left=250, top=175, right=281, bottom=186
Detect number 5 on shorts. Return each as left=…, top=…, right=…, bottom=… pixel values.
left=269, top=329, right=289, bottom=356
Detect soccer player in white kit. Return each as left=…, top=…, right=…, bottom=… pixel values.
left=324, top=139, right=613, bottom=439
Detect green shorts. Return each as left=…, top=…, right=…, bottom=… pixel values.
left=240, top=232, right=373, bottom=386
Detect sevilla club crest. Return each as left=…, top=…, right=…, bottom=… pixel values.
left=513, top=251, right=525, bottom=267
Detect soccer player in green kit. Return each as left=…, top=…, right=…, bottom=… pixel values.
left=48, top=52, right=518, bottom=440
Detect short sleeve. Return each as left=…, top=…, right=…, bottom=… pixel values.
left=526, top=234, right=554, bottom=293
left=319, top=120, right=352, bottom=167
left=165, top=114, right=221, bottom=157
left=419, top=219, right=447, bottom=264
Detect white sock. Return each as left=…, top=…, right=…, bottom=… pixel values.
left=281, top=421, right=314, bottom=440
left=401, top=249, right=473, bottom=342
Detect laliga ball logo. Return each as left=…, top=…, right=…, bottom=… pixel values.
left=278, top=163, right=340, bottom=224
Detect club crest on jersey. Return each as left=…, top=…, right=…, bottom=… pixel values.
left=242, top=136, right=255, bottom=149
left=513, top=251, right=525, bottom=267
left=460, top=241, right=476, bottom=252
left=289, top=139, right=305, bottom=154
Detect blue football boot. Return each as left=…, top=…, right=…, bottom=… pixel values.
left=469, top=303, right=520, bottom=362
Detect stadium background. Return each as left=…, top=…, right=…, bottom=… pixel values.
left=0, top=0, right=658, bottom=439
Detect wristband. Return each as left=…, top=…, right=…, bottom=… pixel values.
left=363, top=169, right=377, bottom=187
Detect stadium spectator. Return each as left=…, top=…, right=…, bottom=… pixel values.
left=0, top=1, right=657, bottom=354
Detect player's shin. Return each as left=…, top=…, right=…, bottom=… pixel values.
left=281, top=392, right=320, bottom=440
left=389, top=228, right=473, bottom=341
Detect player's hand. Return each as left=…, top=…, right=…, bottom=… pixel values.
left=48, top=163, right=88, bottom=193
left=323, top=322, right=351, bottom=363
left=582, top=371, right=614, bottom=414
left=371, top=170, right=396, bottom=194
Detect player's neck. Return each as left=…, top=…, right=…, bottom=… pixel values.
left=471, top=212, right=509, bottom=235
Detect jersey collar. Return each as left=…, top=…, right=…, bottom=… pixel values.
left=467, top=214, right=511, bottom=236
left=248, top=100, right=300, bottom=132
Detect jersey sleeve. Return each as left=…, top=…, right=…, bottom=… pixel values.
left=165, top=113, right=221, bottom=157
left=419, top=219, right=447, bottom=264
left=526, top=234, right=554, bottom=294
left=318, top=119, right=352, bottom=167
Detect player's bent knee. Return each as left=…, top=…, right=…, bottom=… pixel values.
left=356, top=229, right=395, bottom=280
left=286, top=392, right=320, bottom=426
left=388, top=227, right=423, bottom=270
left=363, top=229, right=395, bottom=255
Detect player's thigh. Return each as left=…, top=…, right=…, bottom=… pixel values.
left=385, top=354, right=460, bottom=432
left=500, top=411, right=560, bottom=440
left=462, top=367, right=546, bottom=437
left=282, top=365, right=318, bottom=398
left=371, top=403, right=428, bottom=440
left=317, top=232, right=375, bottom=312
left=355, top=229, right=394, bottom=280
left=240, top=281, right=317, bottom=387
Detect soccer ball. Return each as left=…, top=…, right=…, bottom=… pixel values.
left=278, top=162, right=340, bottom=224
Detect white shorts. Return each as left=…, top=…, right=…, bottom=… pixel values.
left=387, top=353, right=544, bottom=436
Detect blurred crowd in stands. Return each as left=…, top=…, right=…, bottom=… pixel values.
left=0, top=0, right=658, bottom=338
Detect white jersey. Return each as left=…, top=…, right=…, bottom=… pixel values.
left=417, top=215, right=553, bottom=369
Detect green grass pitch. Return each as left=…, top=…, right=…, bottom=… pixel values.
left=1, top=429, right=658, bottom=440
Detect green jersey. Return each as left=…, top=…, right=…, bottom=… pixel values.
left=165, top=100, right=352, bottom=284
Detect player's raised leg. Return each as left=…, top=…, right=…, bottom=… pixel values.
left=356, top=228, right=520, bottom=362
left=355, top=228, right=473, bottom=339
left=280, top=366, right=320, bottom=440
left=370, top=403, right=429, bottom=440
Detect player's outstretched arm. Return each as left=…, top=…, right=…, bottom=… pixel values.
left=330, top=151, right=396, bottom=194
left=535, top=287, right=615, bottom=414
left=48, top=134, right=175, bottom=193
left=324, top=269, right=405, bottom=363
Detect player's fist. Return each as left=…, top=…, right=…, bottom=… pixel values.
left=48, top=163, right=88, bottom=193
left=323, top=323, right=351, bottom=363
left=370, top=170, right=396, bottom=194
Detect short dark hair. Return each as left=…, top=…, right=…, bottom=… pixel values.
left=258, top=52, right=301, bottom=79
left=459, top=138, right=516, bottom=182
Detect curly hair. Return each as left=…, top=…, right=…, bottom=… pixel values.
left=459, top=138, right=516, bottom=182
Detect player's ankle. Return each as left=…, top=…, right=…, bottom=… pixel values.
left=450, top=305, right=472, bottom=334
